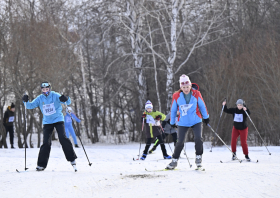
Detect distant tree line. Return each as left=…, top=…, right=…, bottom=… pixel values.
left=0, top=0, right=280, bottom=147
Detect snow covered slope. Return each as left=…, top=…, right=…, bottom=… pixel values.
left=0, top=143, right=279, bottom=198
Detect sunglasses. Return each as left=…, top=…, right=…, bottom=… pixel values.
left=180, top=81, right=190, bottom=85
left=41, top=83, right=50, bottom=88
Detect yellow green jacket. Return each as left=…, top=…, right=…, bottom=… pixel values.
left=142, top=110, right=166, bottom=138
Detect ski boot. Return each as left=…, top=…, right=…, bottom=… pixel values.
left=232, top=152, right=237, bottom=160
left=163, top=155, right=172, bottom=159
left=140, top=154, right=147, bottom=160
left=11, top=144, right=15, bottom=149
left=195, top=155, right=202, bottom=168
left=75, top=144, right=79, bottom=148
left=245, top=155, right=251, bottom=162
left=36, top=166, right=45, bottom=171
left=166, top=158, right=178, bottom=170
left=71, top=160, right=77, bottom=172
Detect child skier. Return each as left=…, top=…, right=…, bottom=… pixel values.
left=166, top=74, right=209, bottom=170
left=64, top=107, right=81, bottom=148
left=222, top=99, right=251, bottom=161
left=140, top=100, right=171, bottom=160
left=148, top=111, right=178, bottom=154
left=22, top=82, right=77, bottom=171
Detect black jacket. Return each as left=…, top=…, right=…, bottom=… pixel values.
left=3, top=107, right=15, bottom=127
left=223, top=105, right=250, bottom=130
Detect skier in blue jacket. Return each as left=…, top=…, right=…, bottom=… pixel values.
left=166, top=75, right=209, bottom=170
left=64, top=107, right=81, bottom=148
left=22, top=82, right=77, bottom=171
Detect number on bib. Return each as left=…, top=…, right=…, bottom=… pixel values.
left=43, top=103, right=56, bottom=116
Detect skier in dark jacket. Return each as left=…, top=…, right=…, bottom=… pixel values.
left=223, top=99, right=251, bottom=161
left=22, top=82, right=77, bottom=171
left=3, top=103, right=16, bottom=148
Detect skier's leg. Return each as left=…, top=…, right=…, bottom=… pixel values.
left=64, top=126, right=70, bottom=138
left=171, top=132, right=177, bottom=146
left=37, top=124, right=54, bottom=168
left=240, top=127, right=249, bottom=155
left=9, top=126, right=14, bottom=148
left=192, top=123, right=203, bottom=155
left=68, top=126, right=78, bottom=145
left=231, top=126, right=239, bottom=153
left=143, top=138, right=152, bottom=154
left=172, top=126, right=188, bottom=159
left=55, top=122, right=77, bottom=162
left=5, top=126, right=9, bottom=145
left=152, top=133, right=165, bottom=150
left=141, top=138, right=152, bottom=160
left=158, top=135, right=169, bottom=157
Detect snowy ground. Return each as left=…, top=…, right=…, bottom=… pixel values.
left=0, top=142, right=279, bottom=198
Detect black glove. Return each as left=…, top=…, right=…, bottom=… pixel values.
left=170, top=124, right=177, bottom=128
left=203, top=118, right=210, bottom=125
left=22, top=95, right=29, bottom=102
left=59, top=95, right=68, bottom=102
left=141, top=114, right=147, bottom=118
left=155, top=115, right=162, bottom=120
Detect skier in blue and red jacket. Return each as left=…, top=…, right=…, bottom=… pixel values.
left=166, top=74, right=209, bottom=170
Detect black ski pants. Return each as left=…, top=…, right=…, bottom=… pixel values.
left=37, top=122, right=77, bottom=168
left=172, top=123, right=203, bottom=159
left=153, top=132, right=177, bottom=148
left=143, top=134, right=168, bottom=156
left=5, top=125, right=14, bottom=145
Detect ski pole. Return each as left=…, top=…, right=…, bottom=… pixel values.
left=184, top=142, right=192, bottom=168
left=207, top=124, right=242, bottom=163
left=137, top=118, right=145, bottom=160
left=16, top=96, right=29, bottom=173
left=244, top=111, right=271, bottom=155
left=210, top=98, right=226, bottom=152
left=24, top=102, right=28, bottom=171
left=65, top=103, right=92, bottom=166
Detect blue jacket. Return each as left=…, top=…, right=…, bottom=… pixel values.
left=24, top=91, right=71, bottom=124
left=64, top=113, right=81, bottom=126
left=170, top=90, right=209, bottom=127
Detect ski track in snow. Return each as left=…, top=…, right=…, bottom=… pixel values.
left=0, top=142, right=280, bottom=198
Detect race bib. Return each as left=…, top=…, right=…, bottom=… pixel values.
left=234, top=114, right=243, bottom=122
left=66, top=116, right=72, bottom=123
left=8, top=116, right=14, bottom=122
left=180, top=104, right=193, bottom=116
left=43, top=103, right=56, bottom=116
left=146, top=115, right=155, bottom=124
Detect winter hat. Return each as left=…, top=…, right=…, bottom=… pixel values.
left=67, top=107, right=73, bottom=112
left=41, top=81, right=51, bottom=96
left=11, top=103, right=15, bottom=108
left=145, top=100, right=153, bottom=110
left=236, top=99, right=244, bottom=105
left=179, top=74, right=191, bottom=88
